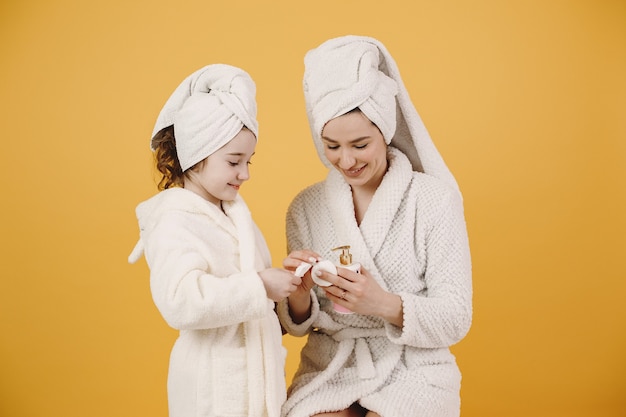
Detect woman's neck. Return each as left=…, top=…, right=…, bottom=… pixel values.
left=350, top=157, right=389, bottom=225
left=351, top=186, right=374, bottom=226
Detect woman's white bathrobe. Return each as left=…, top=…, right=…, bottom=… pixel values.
left=129, top=188, right=286, bottom=417
left=277, top=148, right=472, bottom=417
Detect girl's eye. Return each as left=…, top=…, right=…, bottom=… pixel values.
left=228, top=161, right=239, bottom=166
left=327, top=145, right=339, bottom=150
left=355, top=144, right=367, bottom=149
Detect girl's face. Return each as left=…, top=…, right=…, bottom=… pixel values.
left=321, top=111, right=388, bottom=192
left=184, top=128, right=256, bottom=207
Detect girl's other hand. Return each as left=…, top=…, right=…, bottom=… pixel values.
left=258, top=268, right=302, bottom=302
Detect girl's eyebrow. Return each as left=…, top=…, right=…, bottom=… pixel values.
left=226, top=152, right=256, bottom=156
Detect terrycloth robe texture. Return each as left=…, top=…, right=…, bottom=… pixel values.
left=129, top=188, right=286, bottom=417
left=151, top=64, right=259, bottom=171
left=277, top=148, right=472, bottom=417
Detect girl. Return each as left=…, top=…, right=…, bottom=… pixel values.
left=129, top=64, right=299, bottom=417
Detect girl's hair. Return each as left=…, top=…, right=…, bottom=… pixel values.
left=152, top=125, right=253, bottom=190
left=152, top=126, right=185, bottom=190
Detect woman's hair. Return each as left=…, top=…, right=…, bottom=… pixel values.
left=152, top=126, right=185, bottom=190
left=337, top=108, right=381, bottom=131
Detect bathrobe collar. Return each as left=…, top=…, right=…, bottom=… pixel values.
left=129, top=188, right=256, bottom=272
left=323, top=147, right=413, bottom=288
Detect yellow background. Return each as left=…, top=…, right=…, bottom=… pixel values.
left=1, top=0, right=625, bottom=416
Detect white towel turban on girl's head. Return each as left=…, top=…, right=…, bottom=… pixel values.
left=151, top=64, right=258, bottom=171
left=303, top=35, right=460, bottom=195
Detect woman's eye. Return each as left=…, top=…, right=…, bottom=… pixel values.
left=355, top=144, right=367, bottom=149
left=327, top=145, right=339, bottom=150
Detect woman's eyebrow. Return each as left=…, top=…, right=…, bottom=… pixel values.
left=321, top=136, right=370, bottom=143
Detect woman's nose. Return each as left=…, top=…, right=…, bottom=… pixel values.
left=337, top=149, right=356, bottom=169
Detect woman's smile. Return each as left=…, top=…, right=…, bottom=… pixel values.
left=342, top=165, right=366, bottom=177
left=322, top=111, right=388, bottom=192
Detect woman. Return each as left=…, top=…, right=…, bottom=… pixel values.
left=278, top=36, right=473, bottom=417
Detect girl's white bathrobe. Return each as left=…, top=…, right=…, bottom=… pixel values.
left=129, top=188, right=286, bottom=417
left=277, top=147, right=472, bottom=417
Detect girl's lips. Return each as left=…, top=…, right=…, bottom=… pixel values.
left=229, top=184, right=241, bottom=190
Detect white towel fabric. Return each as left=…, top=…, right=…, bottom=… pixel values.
left=151, top=64, right=259, bottom=171
left=303, top=35, right=460, bottom=195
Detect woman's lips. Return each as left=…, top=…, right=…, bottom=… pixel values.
left=342, top=165, right=365, bottom=178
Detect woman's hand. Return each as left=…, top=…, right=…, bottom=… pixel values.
left=282, top=250, right=321, bottom=323
left=317, top=266, right=404, bottom=327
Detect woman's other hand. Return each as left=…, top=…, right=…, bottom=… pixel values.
left=318, top=266, right=404, bottom=327
left=282, top=250, right=321, bottom=323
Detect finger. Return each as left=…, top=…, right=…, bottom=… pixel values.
left=313, top=269, right=338, bottom=286
left=323, top=285, right=343, bottom=300
left=284, top=254, right=320, bottom=272
left=337, top=287, right=347, bottom=300
left=336, top=266, right=359, bottom=282
left=292, top=250, right=321, bottom=263
left=282, top=257, right=302, bottom=270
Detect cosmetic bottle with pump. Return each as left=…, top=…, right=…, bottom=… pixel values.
left=333, top=245, right=361, bottom=274
left=311, top=245, right=360, bottom=314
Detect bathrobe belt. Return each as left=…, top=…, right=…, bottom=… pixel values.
left=321, top=327, right=387, bottom=380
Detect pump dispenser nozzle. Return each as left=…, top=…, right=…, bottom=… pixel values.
left=332, top=245, right=353, bottom=266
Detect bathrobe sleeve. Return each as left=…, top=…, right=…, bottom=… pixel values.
left=386, top=185, right=473, bottom=348
left=145, top=209, right=269, bottom=331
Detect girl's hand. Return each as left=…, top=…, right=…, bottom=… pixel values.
left=317, top=266, right=404, bottom=326
left=258, top=268, right=302, bottom=302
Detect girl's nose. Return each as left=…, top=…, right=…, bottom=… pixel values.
left=238, top=165, right=250, bottom=180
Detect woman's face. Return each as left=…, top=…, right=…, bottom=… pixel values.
left=321, top=111, right=388, bottom=192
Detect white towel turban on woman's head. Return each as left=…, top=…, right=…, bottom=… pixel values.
left=303, top=35, right=460, bottom=195
left=151, top=64, right=258, bottom=171
left=304, top=40, right=399, bottom=145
